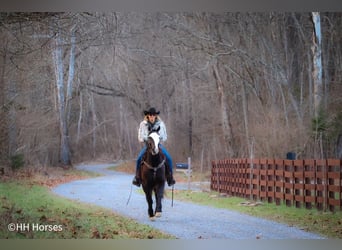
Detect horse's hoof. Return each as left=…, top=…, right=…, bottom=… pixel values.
left=155, top=212, right=162, bottom=217
left=149, top=216, right=155, bottom=221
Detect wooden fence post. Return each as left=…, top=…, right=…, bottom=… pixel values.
left=304, top=159, right=315, bottom=209
left=327, top=159, right=342, bottom=212
left=274, top=159, right=284, bottom=205
left=316, top=159, right=326, bottom=210
left=267, top=159, right=275, bottom=203
left=284, top=159, right=294, bottom=207
left=294, top=160, right=304, bottom=208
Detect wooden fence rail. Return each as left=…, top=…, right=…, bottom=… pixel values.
left=211, top=158, right=342, bottom=211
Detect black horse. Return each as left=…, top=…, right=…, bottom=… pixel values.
left=140, top=130, right=166, bottom=219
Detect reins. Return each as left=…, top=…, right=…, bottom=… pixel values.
left=126, top=182, right=133, bottom=206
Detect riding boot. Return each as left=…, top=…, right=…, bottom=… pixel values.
left=165, top=163, right=176, bottom=186
left=167, top=172, right=176, bottom=186
left=132, top=168, right=141, bottom=187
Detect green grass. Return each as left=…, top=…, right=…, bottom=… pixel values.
left=0, top=181, right=174, bottom=239
left=165, top=189, right=342, bottom=238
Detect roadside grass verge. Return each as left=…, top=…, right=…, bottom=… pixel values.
left=165, top=189, right=342, bottom=239
left=109, top=160, right=135, bottom=174
left=0, top=166, right=174, bottom=239
left=0, top=181, right=174, bottom=239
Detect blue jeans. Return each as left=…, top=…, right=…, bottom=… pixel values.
left=136, top=144, right=173, bottom=173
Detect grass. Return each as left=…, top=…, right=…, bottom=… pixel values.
left=0, top=167, right=174, bottom=239
left=164, top=189, right=342, bottom=239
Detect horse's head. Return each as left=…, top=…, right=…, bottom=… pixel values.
left=147, top=131, right=160, bottom=155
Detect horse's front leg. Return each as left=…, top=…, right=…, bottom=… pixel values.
left=143, top=187, right=154, bottom=218
left=154, top=183, right=164, bottom=217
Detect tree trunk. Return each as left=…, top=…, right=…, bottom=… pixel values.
left=185, top=61, right=193, bottom=156
left=311, top=12, right=323, bottom=117
left=53, top=30, right=71, bottom=166
left=337, top=134, right=342, bottom=159
left=0, top=44, right=8, bottom=163
left=7, top=81, right=17, bottom=156
left=241, top=81, right=250, bottom=156
left=212, top=61, right=234, bottom=157
left=66, top=26, right=76, bottom=124
left=76, top=90, right=83, bottom=144
left=91, top=92, right=97, bottom=158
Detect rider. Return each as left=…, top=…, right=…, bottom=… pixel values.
left=132, top=107, right=176, bottom=187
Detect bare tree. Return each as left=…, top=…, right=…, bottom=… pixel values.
left=53, top=22, right=71, bottom=165
left=311, top=12, right=323, bottom=118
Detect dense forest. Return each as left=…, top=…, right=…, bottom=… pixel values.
left=0, top=12, right=341, bottom=172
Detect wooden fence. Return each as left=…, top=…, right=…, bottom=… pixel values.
left=211, top=158, right=342, bottom=211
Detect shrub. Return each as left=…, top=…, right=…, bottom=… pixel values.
left=10, top=154, right=25, bottom=170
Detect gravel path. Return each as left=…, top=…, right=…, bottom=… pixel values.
left=52, top=163, right=325, bottom=239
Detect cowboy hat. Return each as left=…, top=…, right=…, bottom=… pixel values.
left=144, top=107, right=160, bottom=116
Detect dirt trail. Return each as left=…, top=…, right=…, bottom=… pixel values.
left=52, top=163, right=325, bottom=239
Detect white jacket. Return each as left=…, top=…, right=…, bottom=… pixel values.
left=138, top=118, right=167, bottom=143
